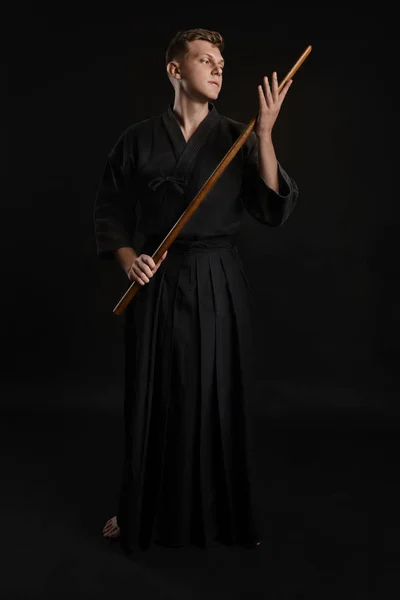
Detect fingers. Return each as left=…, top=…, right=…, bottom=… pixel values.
left=257, top=83, right=267, bottom=112
left=264, top=75, right=273, bottom=106
left=140, top=254, right=157, bottom=275
left=279, top=79, right=293, bottom=102
left=259, top=73, right=292, bottom=109
left=129, top=251, right=168, bottom=285
left=131, top=259, right=151, bottom=285
left=259, top=75, right=273, bottom=109
left=130, top=262, right=149, bottom=285
left=271, top=71, right=279, bottom=102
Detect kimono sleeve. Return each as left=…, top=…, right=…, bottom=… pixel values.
left=93, top=131, right=137, bottom=260
left=241, top=131, right=299, bottom=226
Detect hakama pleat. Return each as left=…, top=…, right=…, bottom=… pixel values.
left=117, top=235, right=263, bottom=551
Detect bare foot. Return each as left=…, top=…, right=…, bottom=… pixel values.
left=103, top=516, right=120, bottom=540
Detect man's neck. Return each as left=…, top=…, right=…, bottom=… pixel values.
left=172, top=96, right=210, bottom=142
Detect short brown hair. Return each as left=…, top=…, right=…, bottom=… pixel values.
left=165, top=28, right=224, bottom=65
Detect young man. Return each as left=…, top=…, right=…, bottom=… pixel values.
left=95, top=28, right=299, bottom=552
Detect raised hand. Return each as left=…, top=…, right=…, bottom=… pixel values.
left=255, top=72, right=292, bottom=139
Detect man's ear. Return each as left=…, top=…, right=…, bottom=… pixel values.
left=167, top=61, right=181, bottom=79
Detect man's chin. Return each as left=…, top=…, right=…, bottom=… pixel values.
left=205, top=90, right=220, bottom=101
left=193, top=89, right=220, bottom=103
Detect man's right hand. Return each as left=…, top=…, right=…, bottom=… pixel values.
left=126, top=250, right=168, bottom=285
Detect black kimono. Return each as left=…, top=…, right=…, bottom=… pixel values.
left=94, top=103, right=299, bottom=551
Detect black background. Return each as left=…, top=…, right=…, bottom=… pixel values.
left=4, top=3, right=399, bottom=598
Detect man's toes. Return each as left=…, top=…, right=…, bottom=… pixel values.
left=104, top=526, right=120, bottom=539
left=104, top=525, right=115, bottom=535
left=103, top=517, right=117, bottom=531
left=102, top=516, right=120, bottom=539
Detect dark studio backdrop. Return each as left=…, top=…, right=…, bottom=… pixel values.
left=6, top=4, right=398, bottom=418
left=4, top=3, right=400, bottom=597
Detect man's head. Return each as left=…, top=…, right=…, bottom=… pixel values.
left=166, top=29, right=225, bottom=101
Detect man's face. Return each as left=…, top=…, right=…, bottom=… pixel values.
left=173, top=39, right=224, bottom=101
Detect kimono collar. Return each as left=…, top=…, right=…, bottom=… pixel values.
left=148, top=103, right=221, bottom=195
left=162, top=102, right=220, bottom=157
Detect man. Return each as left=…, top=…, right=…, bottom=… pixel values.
left=95, top=28, right=298, bottom=552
